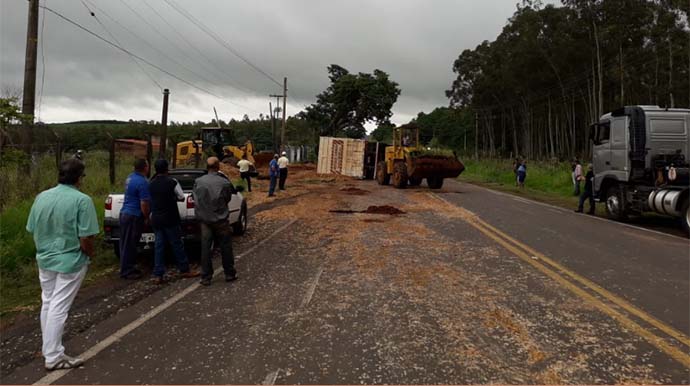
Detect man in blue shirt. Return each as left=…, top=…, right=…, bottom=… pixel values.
left=119, top=159, right=151, bottom=279
left=26, top=159, right=99, bottom=370
left=268, top=154, right=279, bottom=197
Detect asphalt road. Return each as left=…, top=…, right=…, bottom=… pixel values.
left=4, top=177, right=689, bottom=384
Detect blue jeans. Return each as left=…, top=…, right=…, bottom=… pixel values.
left=268, top=175, right=277, bottom=196
left=153, top=225, right=190, bottom=278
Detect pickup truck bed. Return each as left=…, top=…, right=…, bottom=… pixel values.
left=103, top=169, right=248, bottom=257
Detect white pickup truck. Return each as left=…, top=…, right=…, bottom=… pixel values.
left=103, top=169, right=248, bottom=257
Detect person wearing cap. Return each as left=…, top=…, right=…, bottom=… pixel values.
left=193, top=157, right=237, bottom=285
left=278, top=151, right=290, bottom=190
left=575, top=163, right=595, bottom=214
left=268, top=154, right=279, bottom=197
left=149, top=159, right=199, bottom=284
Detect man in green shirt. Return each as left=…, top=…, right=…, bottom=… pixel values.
left=26, top=159, right=99, bottom=371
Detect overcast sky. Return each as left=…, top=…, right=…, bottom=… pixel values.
left=1, top=0, right=556, bottom=125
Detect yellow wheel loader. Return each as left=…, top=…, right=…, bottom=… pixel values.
left=376, top=124, right=465, bottom=189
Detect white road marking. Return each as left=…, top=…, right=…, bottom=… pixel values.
left=34, top=219, right=298, bottom=385
left=262, top=368, right=281, bottom=385
left=301, top=266, right=324, bottom=309
left=459, top=182, right=689, bottom=242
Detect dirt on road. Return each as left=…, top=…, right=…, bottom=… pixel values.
left=2, top=165, right=688, bottom=384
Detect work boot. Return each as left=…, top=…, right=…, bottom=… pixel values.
left=150, top=276, right=167, bottom=285
left=225, top=274, right=238, bottom=282
left=199, top=278, right=212, bottom=286
left=574, top=209, right=583, bottom=213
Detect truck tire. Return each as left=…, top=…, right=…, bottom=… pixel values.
left=427, top=176, right=444, bottom=189
left=408, top=177, right=423, bottom=186
left=604, top=185, right=628, bottom=221
left=681, top=199, right=690, bottom=237
left=233, top=204, right=248, bottom=235
left=392, top=162, right=408, bottom=189
left=376, top=163, right=390, bottom=186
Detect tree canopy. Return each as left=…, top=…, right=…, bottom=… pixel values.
left=300, top=64, right=401, bottom=139
left=445, top=0, right=689, bottom=159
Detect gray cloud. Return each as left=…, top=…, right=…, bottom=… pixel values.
left=1, top=0, right=548, bottom=124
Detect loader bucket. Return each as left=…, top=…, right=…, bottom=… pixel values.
left=407, top=155, right=465, bottom=180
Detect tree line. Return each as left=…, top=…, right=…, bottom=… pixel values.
left=445, top=0, right=690, bottom=160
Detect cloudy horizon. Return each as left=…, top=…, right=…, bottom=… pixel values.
left=1, top=0, right=555, bottom=126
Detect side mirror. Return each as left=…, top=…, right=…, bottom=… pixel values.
left=235, top=185, right=245, bottom=193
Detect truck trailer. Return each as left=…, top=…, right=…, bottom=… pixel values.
left=590, top=106, right=689, bottom=236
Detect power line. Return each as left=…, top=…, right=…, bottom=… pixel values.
left=40, top=5, right=261, bottom=114
left=162, top=0, right=283, bottom=89
left=139, top=0, right=256, bottom=95
left=81, top=0, right=163, bottom=90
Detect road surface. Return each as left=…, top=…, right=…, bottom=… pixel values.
left=3, top=175, right=689, bottom=384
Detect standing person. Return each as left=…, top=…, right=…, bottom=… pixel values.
left=575, top=164, right=595, bottom=214
left=149, top=159, right=199, bottom=284
left=572, top=158, right=583, bottom=196
left=278, top=151, right=289, bottom=190
left=237, top=154, right=253, bottom=192
left=512, top=158, right=521, bottom=187
left=26, top=159, right=98, bottom=370
left=517, top=160, right=527, bottom=189
left=193, top=157, right=237, bottom=286
left=268, top=154, right=279, bottom=197
left=119, top=159, right=150, bottom=280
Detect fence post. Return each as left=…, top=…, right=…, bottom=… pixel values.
left=171, top=140, right=177, bottom=169
left=107, top=133, right=115, bottom=185
left=146, top=135, right=153, bottom=178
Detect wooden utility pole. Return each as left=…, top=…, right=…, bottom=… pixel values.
left=281, top=77, right=287, bottom=150
left=269, top=102, right=276, bottom=154
left=159, top=88, right=170, bottom=158
left=269, top=94, right=283, bottom=151
left=21, top=0, right=39, bottom=152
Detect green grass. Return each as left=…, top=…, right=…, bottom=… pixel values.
left=0, top=151, right=131, bottom=319
left=459, top=158, right=589, bottom=211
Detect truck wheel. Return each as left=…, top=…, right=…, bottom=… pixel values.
left=680, top=199, right=690, bottom=237
left=604, top=185, right=627, bottom=221
left=427, top=177, right=444, bottom=189
left=392, top=162, right=408, bottom=189
left=233, top=204, right=248, bottom=235
left=408, top=177, right=422, bottom=186
left=376, top=163, right=390, bottom=186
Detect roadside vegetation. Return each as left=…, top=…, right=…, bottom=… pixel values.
left=458, top=157, right=587, bottom=211
left=0, top=150, right=131, bottom=319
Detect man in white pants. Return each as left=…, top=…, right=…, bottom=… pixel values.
left=26, top=159, right=99, bottom=371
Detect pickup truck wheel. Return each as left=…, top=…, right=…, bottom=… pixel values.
left=376, top=163, right=390, bottom=186
left=681, top=199, right=690, bottom=237
left=392, top=162, right=408, bottom=189
left=233, top=205, right=248, bottom=235
left=605, top=185, right=628, bottom=221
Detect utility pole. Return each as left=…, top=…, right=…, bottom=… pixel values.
left=159, top=88, right=170, bottom=159
left=269, top=93, right=283, bottom=151
left=21, top=0, right=39, bottom=153
left=281, top=77, right=287, bottom=150
left=269, top=102, right=276, bottom=154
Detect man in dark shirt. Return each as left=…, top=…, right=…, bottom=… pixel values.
left=575, top=164, right=595, bottom=214
left=149, top=160, right=199, bottom=284
left=193, top=157, right=237, bottom=286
